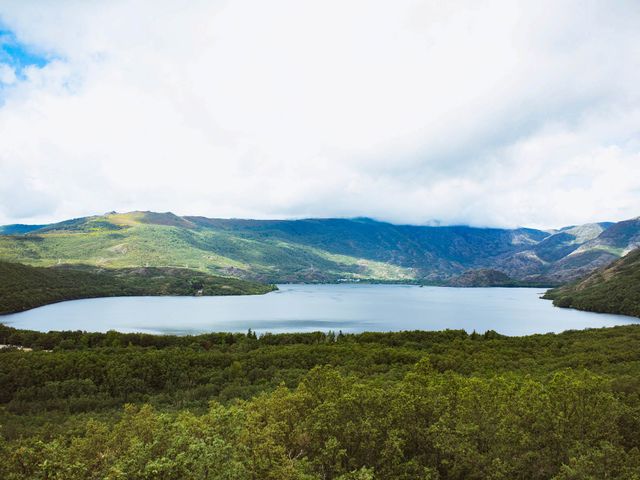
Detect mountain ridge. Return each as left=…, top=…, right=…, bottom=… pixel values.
left=1, top=210, right=638, bottom=284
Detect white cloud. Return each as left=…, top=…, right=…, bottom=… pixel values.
left=0, top=64, right=16, bottom=84
left=0, top=0, right=639, bottom=228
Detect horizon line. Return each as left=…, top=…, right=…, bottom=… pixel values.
left=2, top=209, right=633, bottom=233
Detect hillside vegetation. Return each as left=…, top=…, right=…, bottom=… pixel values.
left=447, top=268, right=513, bottom=286
left=1, top=324, right=640, bottom=479
left=444, top=268, right=555, bottom=287
left=544, top=248, right=640, bottom=317
left=1, top=211, right=638, bottom=283
left=0, top=262, right=275, bottom=314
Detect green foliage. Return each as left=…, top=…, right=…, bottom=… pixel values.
left=446, top=269, right=555, bottom=287
left=1, top=325, right=640, bottom=478
left=544, top=248, right=640, bottom=317
left=0, top=262, right=275, bottom=314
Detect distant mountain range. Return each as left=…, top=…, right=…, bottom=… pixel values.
left=1, top=211, right=638, bottom=283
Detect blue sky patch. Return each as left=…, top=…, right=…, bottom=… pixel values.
left=0, top=28, right=50, bottom=79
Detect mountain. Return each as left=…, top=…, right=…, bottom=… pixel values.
left=537, top=218, right=640, bottom=283
left=0, top=210, right=638, bottom=283
left=490, top=222, right=619, bottom=281
left=543, top=248, right=640, bottom=317
left=0, top=261, right=275, bottom=314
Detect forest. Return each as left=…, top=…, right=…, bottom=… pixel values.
left=1, top=324, right=640, bottom=479
left=0, top=261, right=275, bottom=314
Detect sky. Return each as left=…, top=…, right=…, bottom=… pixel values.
left=0, top=0, right=639, bottom=229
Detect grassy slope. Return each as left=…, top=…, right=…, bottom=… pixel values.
left=0, top=213, right=419, bottom=282
left=0, top=262, right=276, bottom=314
left=544, top=248, right=640, bottom=317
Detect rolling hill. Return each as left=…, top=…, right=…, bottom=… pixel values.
left=1, top=211, right=638, bottom=283
left=0, top=261, right=276, bottom=315
left=446, top=269, right=515, bottom=287
left=543, top=247, right=640, bottom=317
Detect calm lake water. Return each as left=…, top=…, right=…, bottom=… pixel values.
left=2, top=284, right=638, bottom=336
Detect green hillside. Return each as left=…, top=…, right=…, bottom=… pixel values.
left=544, top=248, right=640, bottom=317
left=0, top=262, right=275, bottom=314
left=1, top=210, right=638, bottom=283
left=447, top=268, right=516, bottom=287
left=0, top=213, right=416, bottom=283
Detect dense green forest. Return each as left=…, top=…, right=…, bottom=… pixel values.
left=2, top=324, right=640, bottom=479
left=0, top=261, right=275, bottom=314
left=544, top=248, right=640, bottom=318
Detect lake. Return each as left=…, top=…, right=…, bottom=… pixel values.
left=2, top=284, right=638, bottom=336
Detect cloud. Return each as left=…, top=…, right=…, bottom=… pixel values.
left=0, top=64, right=15, bottom=84
left=0, top=0, right=638, bottom=228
